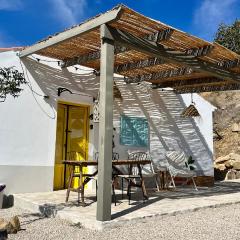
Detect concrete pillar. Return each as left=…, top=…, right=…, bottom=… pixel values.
left=96, top=24, right=114, bottom=221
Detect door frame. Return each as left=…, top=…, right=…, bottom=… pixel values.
left=54, top=100, right=90, bottom=190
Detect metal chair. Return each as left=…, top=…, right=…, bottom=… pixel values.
left=118, top=151, right=160, bottom=204
left=165, top=151, right=198, bottom=191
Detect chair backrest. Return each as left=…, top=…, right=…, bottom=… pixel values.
left=94, top=152, right=119, bottom=161
left=165, top=151, right=191, bottom=176
left=165, top=151, right=187, bottom=167
left=127, top=151, right=155, bottom=175
left=113, top=152, right=119, bottom=160
left=128, top=151, right=150, bottom=161
left=94, top=152, right=99, bottom=161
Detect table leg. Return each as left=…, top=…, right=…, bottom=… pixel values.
left=159, top=171, right=164, bottom=189
left=121, top=178, right=124, bottom=199
left=137, top=164, right=148, bottom=200
left=66, top=166, right=74, bottom=202
left=79, top=165, right=84, bottom=204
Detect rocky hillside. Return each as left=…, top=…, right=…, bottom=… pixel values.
left=201, top=91, right=240, bottom=180
left=201, top=91, right=240, bottom=158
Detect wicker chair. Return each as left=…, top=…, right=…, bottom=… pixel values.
left=165, top=151, right=198, bottom=191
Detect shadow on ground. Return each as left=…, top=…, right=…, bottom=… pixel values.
left=111, top=181, right=240, bottom=219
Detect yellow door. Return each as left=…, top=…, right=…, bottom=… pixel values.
left=53, top=103, right=89, bottom=190
left=54, top=104, right=67, bottom=190
left=67, top=106, right=89, bottom=188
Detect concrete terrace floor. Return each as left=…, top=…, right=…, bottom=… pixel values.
left=13, top=180, right=240, bottom=230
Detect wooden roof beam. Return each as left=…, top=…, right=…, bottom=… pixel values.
left=125, top=67, right=193, bottom=83
left=151, top=77, right=223, bottom=88
left=217, top=58, right=240, bottom=69
left=144, top=28, right=173, bottom=42
left=114, top=57, right=164, bottom=73
left=114, top=46, right=213, bottom=74
left=184, top=45, right=214, bottom=57
left=61, top=28, right=174, bottom=68
left=175, top=83, right=240, bottom=94
left=107, top=26, right=240, bottom=82
left=61, top=45, right=129, bottom=68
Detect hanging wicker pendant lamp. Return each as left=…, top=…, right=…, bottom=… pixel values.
left=181, top=94, right=200, bottom=118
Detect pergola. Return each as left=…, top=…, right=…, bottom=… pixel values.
left=20, top=4, right=240, bottom=221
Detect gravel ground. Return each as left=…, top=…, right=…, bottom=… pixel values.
left=1, top=204, right=240, bottom=240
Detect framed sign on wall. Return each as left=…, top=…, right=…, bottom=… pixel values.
left=120, top=115, right=149, bottom=147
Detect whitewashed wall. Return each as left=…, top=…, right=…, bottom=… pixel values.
left=0, top=51, right=56, bottom=193
left=0, top=51, right=95, bottom=194
left=181, top=93, right=215, bottom=153
left=0, top=51, right=215, bottom=194
left=111, top=79, right=215, bottom=176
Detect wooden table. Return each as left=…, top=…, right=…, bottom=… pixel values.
left=63, top=159, right=151, bottom=204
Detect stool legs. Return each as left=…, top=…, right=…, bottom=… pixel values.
left=66, top=167, right=74, bottom=202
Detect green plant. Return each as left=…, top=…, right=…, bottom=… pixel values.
left=0, top=67, right=26, bottom=102
left=214, top=19, right=240, bottom=54
left=185, top=156, right=195, bottom=170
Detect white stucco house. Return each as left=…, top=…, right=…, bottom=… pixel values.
left=0, top=48, right=215, bottom=194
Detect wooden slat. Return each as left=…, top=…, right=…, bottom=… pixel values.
left=145, top=28, right=173, bottom=42
left=175, top=83, right=240, bottom=93
left=217, top=58, right=240, bottom=69
left=125, top=67, right=193, bottom=83
left=151, top=77, right=223, bottom=88
left=61, top=28, right=174, bottom=68
left=61, top=42, right=213, bottom=70
left=185, top=45, right=213, bottom=57
left=62, top=45, right=129, bottom=68
left=114, top=57, right=164, bottom=73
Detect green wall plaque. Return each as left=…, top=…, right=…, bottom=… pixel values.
left=120, top=115, right=149, bottom=147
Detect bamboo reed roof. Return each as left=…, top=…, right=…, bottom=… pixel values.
left=20, top=4, right=240, bottom=93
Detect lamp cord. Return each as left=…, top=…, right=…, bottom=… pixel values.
left=19, top=59, right=56, bottom=119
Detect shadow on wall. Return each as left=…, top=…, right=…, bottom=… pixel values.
left=21, top=57, right=100, bottom=111
left=22, top=57, right=213, bottom=176
left=113, top=78, right=213, bottom=176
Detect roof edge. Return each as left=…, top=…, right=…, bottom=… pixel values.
left=19, top=5, right=123, bottom=58
left=0, top=47, right=24, bottom=53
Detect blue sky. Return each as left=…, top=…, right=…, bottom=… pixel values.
left=0, top=0, right=239, bottom=47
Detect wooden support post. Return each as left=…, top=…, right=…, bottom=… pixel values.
left=96, top=24, right=114, bottom=221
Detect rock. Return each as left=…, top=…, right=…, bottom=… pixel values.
left=0, top=216, right=20, bottom=234
left=225, top=169, right=237, bottom=180
left=0, top=219, right=8, bottom=231
left=233, top=161, right=240, bottom=170
left=215, top=155, right=231, bottom=164
left=9, top=216, right=20, bottom=233
left=0, top=220, right=14, bottom=234
left=229, top=153, right=240, bottom=161
left=232, top=123, right=240, bottom=132
left=214, top=163, right=226, bottom=170
left=236, top=171, right=240, bottom=179
left=225, top=160, right=235, bottom=168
